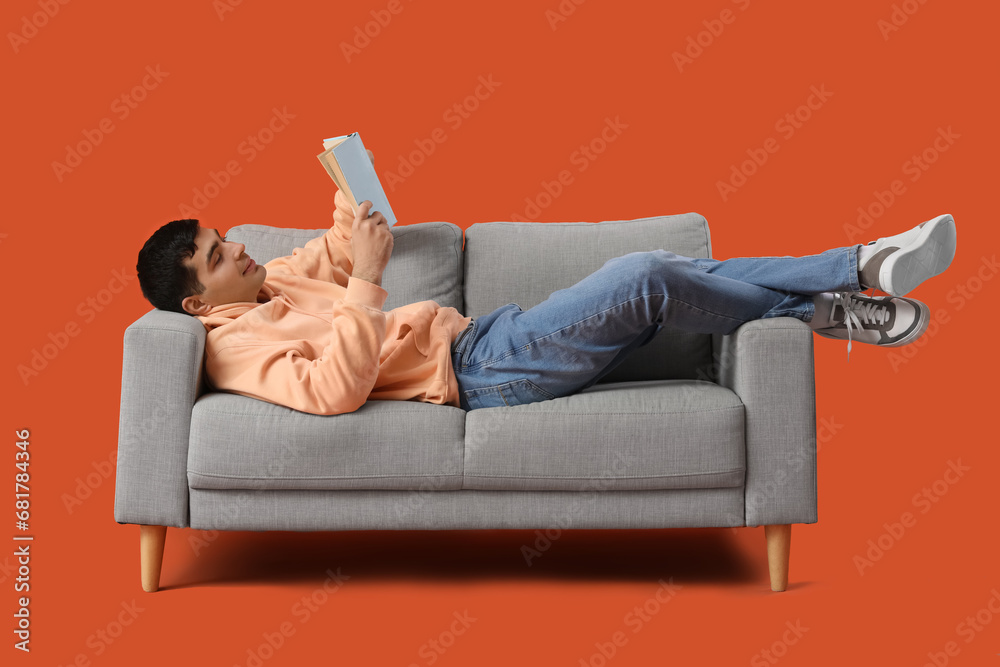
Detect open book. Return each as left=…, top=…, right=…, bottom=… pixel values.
left=317, top=132, right=397, bottom=227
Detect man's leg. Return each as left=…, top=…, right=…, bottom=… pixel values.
left=451, top=214, right=955, bottom=409
left=452, top=249, right=830, bottom=410
left=682, top=245, right=862, bottom=294
left=688, top=212, right=956, bottom=297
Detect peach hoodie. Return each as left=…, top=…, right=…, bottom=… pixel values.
left=194, top=210, right=472, bottom=415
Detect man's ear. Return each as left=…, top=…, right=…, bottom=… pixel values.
left=181, top=293, right=212, bottom=316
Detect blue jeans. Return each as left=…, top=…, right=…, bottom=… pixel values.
left=450, top=245, right=863, bottom=410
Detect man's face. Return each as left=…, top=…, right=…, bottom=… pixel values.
left=181, top=226, right=267, bottom=316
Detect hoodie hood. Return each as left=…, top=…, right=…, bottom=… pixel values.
left=196, top=283, right=278, bottom=332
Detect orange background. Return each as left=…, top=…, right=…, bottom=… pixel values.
left=5, top=0, right=999, bottom=664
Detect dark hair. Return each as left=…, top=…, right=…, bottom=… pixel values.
left=136, top=219, right=206, bottom=315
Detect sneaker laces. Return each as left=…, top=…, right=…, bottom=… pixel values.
left=833, top=292, right=891, bottom=361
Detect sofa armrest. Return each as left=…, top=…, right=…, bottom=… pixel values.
left=114, top=309, right=206, bottom=528
left=713, top=318, right=817, bottom=527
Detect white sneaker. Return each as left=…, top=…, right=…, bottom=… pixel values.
left=812, top=292, right=929, bottom=359
left=858, top=214, right=957, bottom=296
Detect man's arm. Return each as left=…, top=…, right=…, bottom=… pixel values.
left=263, top=150, right=381, bottom=285
left=347, top=199, right=393, bottom=287
left=205, top=277, right=389, bottom=415
left=214, top=168, right=394, bottom=415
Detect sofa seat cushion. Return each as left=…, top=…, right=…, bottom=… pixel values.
left=462, top=380, right=745, bottom=491
left=187, top=393, right=466, bottom=491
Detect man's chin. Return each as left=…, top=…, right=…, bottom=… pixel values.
left=252, top=267, right=267, bottom=294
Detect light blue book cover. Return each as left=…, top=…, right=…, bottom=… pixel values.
left=317, top=132, right=397, bottom=226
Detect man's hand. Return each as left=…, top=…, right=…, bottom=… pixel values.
left=331, top=148, right=376, bottom=229
left=350, top=200, right=393, bottom=287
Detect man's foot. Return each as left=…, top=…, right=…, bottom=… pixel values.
left=810, top=292, right=929, bottom=359
left=857, top=213, right=957, bottom=296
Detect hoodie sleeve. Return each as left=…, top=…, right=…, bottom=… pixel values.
left=205, top=277, right=389, bottom=415
left=262, top=188, right=359, bottom=286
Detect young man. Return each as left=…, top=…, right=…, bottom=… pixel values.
left=136, top=156, right=957, bottom=414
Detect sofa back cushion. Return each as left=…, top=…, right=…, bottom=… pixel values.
left=224, top=221, right=465, bottom=312
left=463, top=214, right=715, bottom=382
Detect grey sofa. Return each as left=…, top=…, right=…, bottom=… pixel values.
left=115, top=213, right=817, bottom=593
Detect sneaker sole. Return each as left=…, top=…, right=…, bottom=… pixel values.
left=880, top=214, right=956, bottom=296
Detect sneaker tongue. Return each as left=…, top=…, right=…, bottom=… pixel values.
left=811, top=292, right=837, bottom=327
left=829, top=303, right=844, bottom=326
left=846, top=297, right=893, bottom=328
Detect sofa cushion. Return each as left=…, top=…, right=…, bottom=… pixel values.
left=462, top=215, right=716, bottom=382
left=187, top=393, right=466, bottom=491
left=224, top=221, right=465, bottom=313
left=462, top=380, right=744, bottom=491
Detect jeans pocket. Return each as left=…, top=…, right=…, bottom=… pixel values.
left=453, top=320, right=476, bottom=369
left=464, top=378, right=555, bottom=410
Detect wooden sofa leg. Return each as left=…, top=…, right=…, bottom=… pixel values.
left=140, top=525, right=167, bottom=592
left=764, top=524, right=791, bottom=592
